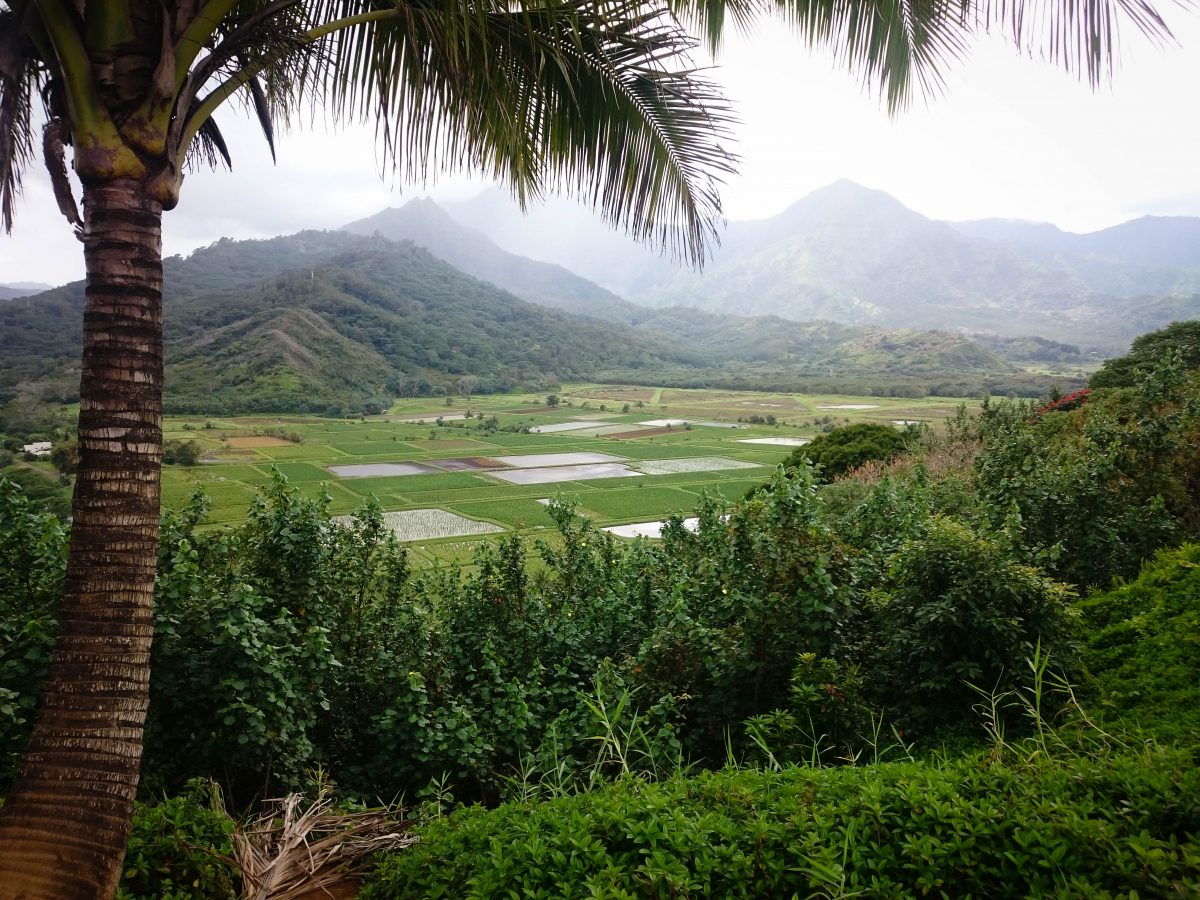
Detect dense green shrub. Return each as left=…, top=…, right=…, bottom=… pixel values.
left=973, top=360, right=1197, bottom=588
left=1089, top=321, right=1200, bottom=389
left=863, top=518, right=1074, bottom=735
left=744, top=653, right=873, bottom=766
left=117, top=783, right=239, bottom=900
left=783, top=422, right=913, bottom=481
left=0, top=477, right=66, bottom=782
left=145, top=480, right=410, bottom=801
left=1078, top=542, right=1200, bottom=746
left=363, top=746, right=1200, bottom=899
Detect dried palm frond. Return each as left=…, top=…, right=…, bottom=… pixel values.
left=233, top=790, right=417, bottom=900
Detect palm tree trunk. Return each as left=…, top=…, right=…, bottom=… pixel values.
left=0, top=179, right=164, bottom=899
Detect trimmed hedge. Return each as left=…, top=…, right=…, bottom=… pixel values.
left=363, top=747, right=1200, bottom=899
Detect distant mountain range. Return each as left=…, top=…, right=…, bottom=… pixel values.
left=443, top=181, right=1200, bottom=354
left=1, top=224, right=1036, bottom=414
left=341, top=200, right=637, bottom=322
left=0, top=282, right=53, bottom=300
left=10, top=178, right=1193, bottom=414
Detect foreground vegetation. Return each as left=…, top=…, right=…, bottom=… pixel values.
left=2, top=337, right=1198, bottom=895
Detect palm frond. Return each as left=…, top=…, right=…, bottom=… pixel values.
left=773, top=0, right=970, bottom=110
left=42, top=116, right=80, bottom=226
left=0, top=6, right=37, bottom=232
left=975, top=0, right=1176, bottom=86
left=187, top=113, right=234, bottom=170
left=772, top=0, right=1181, bottom=111
left=670, top=0, right=766, bottom=52
left=305, top=0, right=737, bottom=264
left=246, top=72, right=277, bottom=160
left=233, top=789, right=416, bottom=899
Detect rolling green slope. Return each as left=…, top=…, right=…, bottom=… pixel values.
left=1, top=228, right=1027, bottom=415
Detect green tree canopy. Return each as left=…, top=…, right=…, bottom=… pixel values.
left=785, top=422, right=913, bottom=480
left=1090, top=321, right=1200, bottom=389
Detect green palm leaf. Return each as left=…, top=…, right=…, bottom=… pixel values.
left=0, top=6, right=36, bottom=232
left=181, top=0, right=736, bottom=264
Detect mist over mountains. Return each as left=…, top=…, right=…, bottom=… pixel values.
left=4, top=179, right=1195, bottom=414
left=0, top=282, right=53, bottom=301
left=441, top=180, right=1200, bottom=354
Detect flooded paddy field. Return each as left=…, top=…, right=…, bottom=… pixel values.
left=162, top=384, right=962, bottom=563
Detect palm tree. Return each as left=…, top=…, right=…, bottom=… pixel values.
left=0, top=0, right=1178, bottom=896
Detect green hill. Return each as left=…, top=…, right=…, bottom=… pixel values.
left=1, top=228, right=1032, bottom=416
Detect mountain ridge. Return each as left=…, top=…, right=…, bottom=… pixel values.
left=1, top=227, right=1036, bottom=415
left=441, top=181, right=1200, bottom=353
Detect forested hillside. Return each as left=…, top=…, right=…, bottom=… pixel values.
left=2, top=229, right=1048, bottom=418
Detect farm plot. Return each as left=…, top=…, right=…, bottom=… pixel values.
left=161, top=478, right=258, bottom=520
left=222, top=435, right=295, bottom=448
left=561, top=425, right=638, bottom=437
left=492, top=452, right=624, bottom=468
left=634, top=457, right=764, bottom=476
left=604, top=427, right=674, bottom=439
left=445, top=498, right=558, bottom=528
left=271, top=462, right=338, bottom=482
left=375, top=473, right=493, bottom=496
left=177, top=464, right=270, bottom=484
left=371, top=509, right=505, bottom=541
left=427, top=457, right=509, bottom=472
left=601, top=442, right=727, bottom=459
left=572, top=487, right=700, bottom=520
left=328, top=441, right=425, bottom=458
left=407, top=439, right=493, bottom=451
left=529, top=421, right=610, bottom=433
left=336, top=474, right=484, bottom=498
left=604, top=517, right=699, bottom=539
left=257, top=444, right=340, bottom=460
left=738, top=437, right=810, bottom=447
left=488, top=463, right=639, bottom=485
left=202, top=449, right=263, bottom=463
left=329, top=462, right=437, bottom=478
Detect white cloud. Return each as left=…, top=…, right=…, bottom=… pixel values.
left=2, top=11, right=1198, bottom=284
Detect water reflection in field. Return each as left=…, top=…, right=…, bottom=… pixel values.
left=328, top=462, right=436, bottom=477
left=488, top=463, right=639, bottom=484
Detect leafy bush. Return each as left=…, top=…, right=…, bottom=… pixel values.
left=863, top=518, right=1074, bottom=735
left=1078, top=542, right=1200, bottom=746
left=0, top=477, right=66, bottom=784
left=973, top=360, right=1197, bottom=588
left=1089, top=321, right=1200, bottom=389
left=783, top=422, right=912, bottom=481
left=744, top=653, right=874, bottom=766
left=363, top=746, right=1200, bottom=899
left=117, top=783, right=239, bottom=900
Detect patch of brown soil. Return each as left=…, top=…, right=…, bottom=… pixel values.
left=224, top=436, right=294, bottom=448
left=410, top=439, right=484, bottom=450
left=203, top=450, right=262, bottom=461
left=576, top=388, right=656, bottom=401
left=605, top=427, right=674, bottom=439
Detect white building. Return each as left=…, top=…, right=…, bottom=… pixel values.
left=21, top=441, right=52, bottom=457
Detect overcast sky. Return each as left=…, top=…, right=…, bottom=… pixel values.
left=2, top=9, right=1198, bottom=286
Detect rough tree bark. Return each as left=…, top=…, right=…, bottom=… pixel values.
left=0, top=179, right=164, bottom=899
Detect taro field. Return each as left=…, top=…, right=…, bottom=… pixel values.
left=161, top=385, right=961, bottom=567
